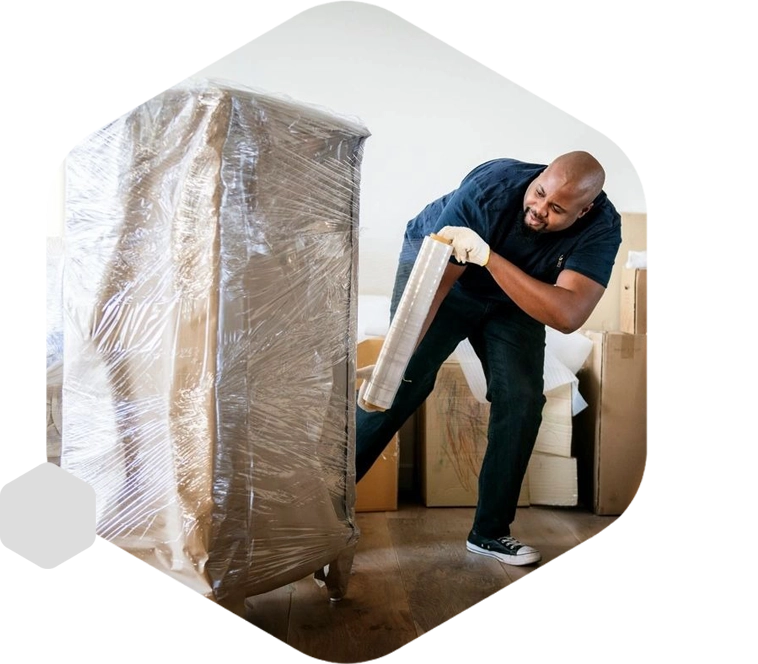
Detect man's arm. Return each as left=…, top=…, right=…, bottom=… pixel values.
left=485, top=253, right=604, bottom=333
left=415, top=262, right=467, bottom=346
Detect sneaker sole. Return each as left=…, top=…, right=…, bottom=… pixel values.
left=466, top=541, right=542, bottom=566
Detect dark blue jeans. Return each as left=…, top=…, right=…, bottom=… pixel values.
left=356, top=262, right=546, bottom=538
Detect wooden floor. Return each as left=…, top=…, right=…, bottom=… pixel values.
left=244, top=498, right=616, bottom=662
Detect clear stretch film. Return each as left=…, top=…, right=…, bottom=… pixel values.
left=62, top=79, right=370, bottom=607
left=363, top=234, right=453, bottom=410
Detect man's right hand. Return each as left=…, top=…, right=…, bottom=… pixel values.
left=438, top=226, right=491, bottom=266
left=356, top=365, right=382, bottom=412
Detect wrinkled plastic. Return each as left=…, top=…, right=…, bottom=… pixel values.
left=46, top=237, right=64, bottom=463
left=62, top=79, right=370, bottom=605
left=46, top=237, right=65, bottom=369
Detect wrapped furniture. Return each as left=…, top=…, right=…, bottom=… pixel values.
left=46, top=237, right=64, bottom=466
left=62, top=80, right=370, bottom=608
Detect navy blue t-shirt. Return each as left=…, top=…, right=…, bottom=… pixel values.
left=400, top=158, right=622, bottom=304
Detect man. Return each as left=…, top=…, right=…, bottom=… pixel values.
left=356, top=151, right=621, bottom=565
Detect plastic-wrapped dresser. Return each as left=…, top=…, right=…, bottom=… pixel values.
left=62, top=79, right=370, bottom=611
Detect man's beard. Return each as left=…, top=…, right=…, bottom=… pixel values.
left=515, top=208, right=545, bottom=241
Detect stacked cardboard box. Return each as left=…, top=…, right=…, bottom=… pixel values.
left=528, top=383, right=578, bottom=507
left=573, top=331, right=647, bottom=515
left=620, top=268, right=647, bottom=334
left=572, top=258, right=646, bottom=514
left=355, top=338, right=400, bottom=512
left=419, top=358, right=578, bottom=507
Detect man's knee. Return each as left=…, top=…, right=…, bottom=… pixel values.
left=489, top=385, right=545, bottom=421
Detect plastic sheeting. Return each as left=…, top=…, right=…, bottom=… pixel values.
left=61, top=79, right=370, bottom=606
left=46, top=237, right=64, bottom=463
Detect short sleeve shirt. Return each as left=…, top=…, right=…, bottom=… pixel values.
left=400, top=158, right=622, bottom=304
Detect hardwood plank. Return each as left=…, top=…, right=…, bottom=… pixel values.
left=216, top=598, right=247, bottom=622
left=385, top=497, right=431, bottom=520
left=283, top=512, right=419, bottom=663
left=244, top=502, right=621, bottom=661
left=549, top=506, right=618, bottom=543
left=386, top=506, right=512, bottom=635
left=500, top=506, right=594, bottom=583
left=244, top=583, right=294, bottom=643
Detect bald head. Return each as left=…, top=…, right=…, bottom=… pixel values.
left=521, top=151, right=607, bottom=234
left=546, top=151, right=605, bottom=207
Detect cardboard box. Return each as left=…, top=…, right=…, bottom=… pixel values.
left=355, top=338, right=400, bottom=512
left=526, top=453, right=577, bottom=506
left=419, top=359, right=576, bottom=507
left=620, top=268, right=647, bottom=334
left=355, top=435, right=400, bottom=512
left=585, top=213, right=646, bottom=331
left=573, top=331, right=647, bottom=515
left=534, top=382, right=573, bottom=457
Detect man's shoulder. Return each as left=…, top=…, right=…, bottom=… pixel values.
left=573, top=192, right=622, bottom=247
left=466, top=157, right=545, bottom=182
left=591, top=192, right=622, bottom=231
left=463, top=158, right=545, bottom=205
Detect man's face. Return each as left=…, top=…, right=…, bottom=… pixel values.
left=522, top=167, right=594, bottom=234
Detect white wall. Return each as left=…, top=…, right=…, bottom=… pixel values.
left=191, top=2, right=646, bottom=298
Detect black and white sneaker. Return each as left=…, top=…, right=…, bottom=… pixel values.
left=466, top=531, right=541, bottom=566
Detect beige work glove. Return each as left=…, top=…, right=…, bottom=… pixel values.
left=438, top=226, right=491, bottom=266
left=356, top=364, right=382, bottom=412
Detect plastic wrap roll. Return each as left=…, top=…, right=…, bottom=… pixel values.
left=363, top=234, right=453, bottom=410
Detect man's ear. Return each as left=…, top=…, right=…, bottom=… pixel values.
left=577, top=202, right=594, bottom=219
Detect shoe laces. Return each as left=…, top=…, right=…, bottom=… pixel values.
left=496, top=535, right=523, bottom=551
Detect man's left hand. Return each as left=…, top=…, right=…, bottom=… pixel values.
left=356, top=365, right=383, bottom=412
left=438, top=226, right=491, bottom=266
